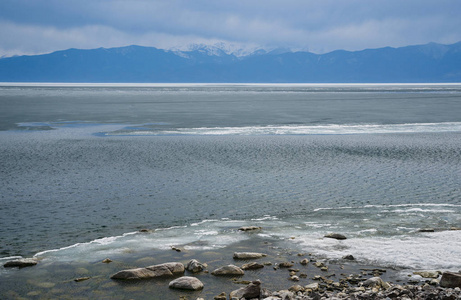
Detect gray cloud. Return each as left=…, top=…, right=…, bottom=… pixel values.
left=1, top=0, right=461, bottom=56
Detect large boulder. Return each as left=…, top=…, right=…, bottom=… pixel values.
left=230, top=280, right=261, bottom=299
left=211, top=265, right=244, bottom=276
left=111, top=262, right=184, bottom=280
left=169, top=276, right=204, bottom=290
left=3, top=258, right=38, bottom=268
left=233, top=252, right=267, bottom=259
left=440, top=272, right=461, bottom=288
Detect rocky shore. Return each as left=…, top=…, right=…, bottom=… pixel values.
left=2, top=228, right=461, bottom=299
left=107, top=257, right=461, bottom=299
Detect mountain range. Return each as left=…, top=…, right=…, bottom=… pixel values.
left=1, top=42, right=460, bottom=83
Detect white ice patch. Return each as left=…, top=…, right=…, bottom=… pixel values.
left=103, top=122, right=461, bottom=136
left=293, top=230, right=461, bottom=271
left=31, top=220, right=256, bottom=263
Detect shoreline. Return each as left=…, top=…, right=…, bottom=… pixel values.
left=2, top=232, right=459, bottom=299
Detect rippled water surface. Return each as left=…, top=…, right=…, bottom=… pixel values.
left=1, top=84, right=460, bottom=276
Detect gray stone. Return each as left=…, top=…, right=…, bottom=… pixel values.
left=213, top=292, right=227, bottom=300
left=413, top=271, right=440, bottom=278
left=169, top=276, right=204, bottom=290
left=3, top=258, right=38, bottom=268
left=324, top=233, right=347, bottom=240
left=360, top=277, right=390, bottom=289
left=288, top=284, right=304, bottom=292
left=242, top=262, right=265, bottom=270
left=111, top=262, right=184, bottom=280
left=278, top=262, right=294, bottom=268
left=186, top=259, right=207, bottom=273
left=233, top=252, right=267, bottom=259
left=342, top=254, right=355, bottom=260
left=272, top=290, right=294, bottom=300
left=239, top=226, right=262, bottom=231
left=440, top=272, right=461, bottom=288
left=305, top=282, right=319, bottom=290
left=230, top=280, right=261, bottom=299
left=300, top=258, right=309, bottom=265
left=211, top=265, right=245, bottom=276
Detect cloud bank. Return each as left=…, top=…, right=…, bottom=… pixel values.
left=1, top=0, right=461, bottom=56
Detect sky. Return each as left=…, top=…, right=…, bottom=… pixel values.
left=1, top=0, right=461, bottom=57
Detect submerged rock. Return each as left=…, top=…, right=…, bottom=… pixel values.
left=278, top=262, right=294, bottom=268
left=230, top=280, right=261, bottom=299
left=213, top=292, right=227, bottom=300
left=233, top=252, right=267, bottom=259
left=3, top=258, right=38, bottom=268
left=300, top=258, right=309, bottom=265
left=211, top=265, right=244, bottom=276
left=169, top=276, right=204, bottom=290
left=74, top=277, right=90, bottom=282
left=324, top=233, right=347, bottom=240
left=110, top=262, right=184, bottom=280
left=242, top=262, right=264, bottom=270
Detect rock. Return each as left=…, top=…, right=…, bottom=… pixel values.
left=230, top=280, right=261, bottom=299
left=111, top=262, right=184, bottom=280
left=300, top=258, right=309, bottom=265
left=413, top=271, right=440, bottom=278
left=440, top=272, right=461, bottom=288
left=211, top=265, right=244, bottom=276
left=213, top=292, right=227, bottom=300
left=305, top=282, right=319, bottom=291
left=342, top=254, right=355, bottom=260
left=169, top=276, right=204, bottom=290
left=324, top=233, right=347, bottom=240
left=241, top=262, right=264, bottom=270
left=186, top=259, right=207, bottom=273
left=360, top=277, right=390, bottom=289
left=314, top=262, right=325, bottom=268
left=233, top=252, right=267, bottom=259
left=3, top=258, right=38, bottom=268
left=289, top=284, right=304, bottom=292
left=278, top=262, right=294, bottom=268
left=239, top=226, right=262, bottom=231
left=74, top=277, right=90, bottom=282
left=102, top=258, right=112, bottom=263
left=272, top=290, right=294, bottom=299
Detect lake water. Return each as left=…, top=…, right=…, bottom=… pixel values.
left=0, top=84, right=460, bottom=297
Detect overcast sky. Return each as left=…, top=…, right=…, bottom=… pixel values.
left=1, top=0, right=461, bottom=57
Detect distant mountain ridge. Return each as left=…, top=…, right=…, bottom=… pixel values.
left=1, top=42, right=460, bottom=83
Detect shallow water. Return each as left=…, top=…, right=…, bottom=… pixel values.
left=1, top=84, right=460, bottom=297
